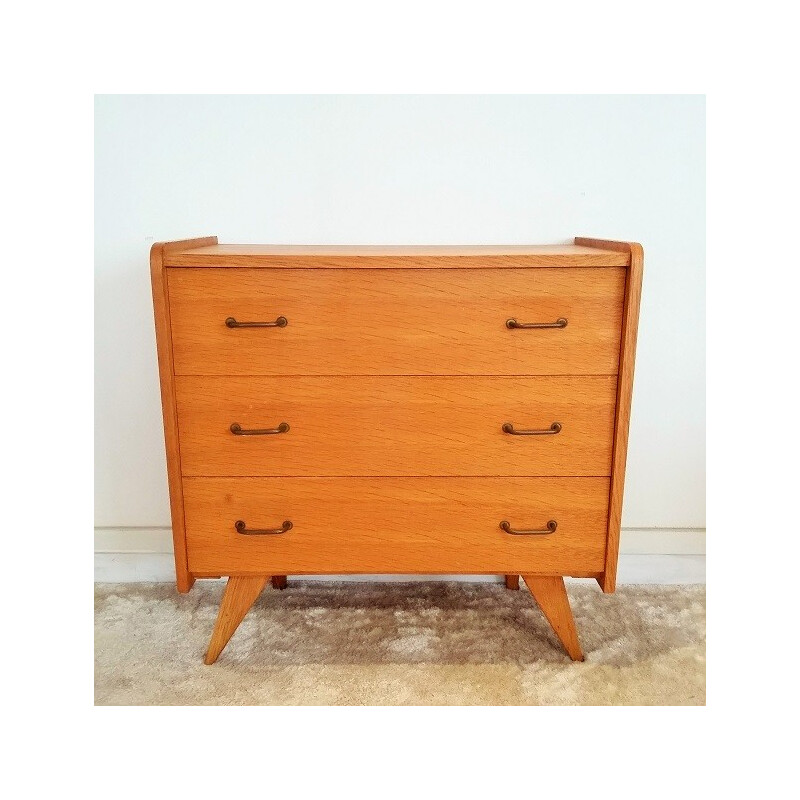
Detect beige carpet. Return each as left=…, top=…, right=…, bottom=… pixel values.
left=94, top=581, right=705, bottom=705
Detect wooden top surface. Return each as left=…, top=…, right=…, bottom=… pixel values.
left=163, top=243, right=631, bottom=268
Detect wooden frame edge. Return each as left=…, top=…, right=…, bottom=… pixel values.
left=150, top=236, right=218, bottom=592
left=575, top=237, right=643, bottom=592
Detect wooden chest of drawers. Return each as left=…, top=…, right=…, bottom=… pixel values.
left=151, top=237, right=642, bottom=663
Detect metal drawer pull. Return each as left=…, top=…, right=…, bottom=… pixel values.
left=230, top=422, right=290, bottom=436
left=502, top=422, right=562, bottom=436
left=235, top=520, right=293, bottom=535
left=506, top=317, right=567, bottom=329
left=225, top=316, right=288, bottom=328
left=500, top=520, right=558, bottom=535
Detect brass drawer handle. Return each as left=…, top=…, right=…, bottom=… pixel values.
left=225, top=316, right=288, bottom=328
left=230, top=422, right=290, bottom=436
left=500, top=520, right=557, bottom=535
left=235, top=520, right=293, bottom=535
left=506, top=317, right=567, bottom=329
left=502, top=422, right=562, bottom=436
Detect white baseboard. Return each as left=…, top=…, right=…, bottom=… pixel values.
left=94, top=527, right=705, bottom=584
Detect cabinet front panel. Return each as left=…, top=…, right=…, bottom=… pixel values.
left=183, top=477, right=609, bottom=574
left=167, top=268, right=625, bottom=376
left=176, top=375, right=617, bottom=477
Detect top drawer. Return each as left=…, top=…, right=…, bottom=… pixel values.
left=168, top=267, right=625, bottom=376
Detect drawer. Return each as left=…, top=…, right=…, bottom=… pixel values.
left=183, top=477, right=610, bottom=574
left=176, top=375, right=617, bottom=477
left=168, top=268, right=625, bottom=376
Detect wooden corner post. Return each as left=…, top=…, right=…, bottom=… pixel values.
left=574, top=237, right=643, bottom=593
left=150, top=235, right=218, bottom=592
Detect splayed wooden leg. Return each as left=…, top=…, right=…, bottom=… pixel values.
left=204, top=576, right=268, bottom=665
left=504, top=575, right=520, bottom=590
left=521, top=575, right=584, bottom=661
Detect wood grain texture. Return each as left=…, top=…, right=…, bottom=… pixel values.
left=175, top=375, right=617, bottom=477
left=167, top=268, right=625, bottom=376
left=522, top=575, right=584, bottom=661
left=182, top=477, right=610, bottom=575
left=151, top=234, right=641, bottom=639
left=572, top=237, right=633, bottom=254
left=576, top=238, right=643, bottom=592
left=204, top=575, right=268, bottom=664
left=164, top=243, right=631, bottom=268
left=150, top=236, right=217, bottom=592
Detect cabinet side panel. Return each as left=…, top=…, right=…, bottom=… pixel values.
left=601, top=243, right=644, bottom=591
left=150, top=238, right=216, bottom=591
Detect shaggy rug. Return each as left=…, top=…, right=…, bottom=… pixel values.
left=94, top=581, right=705, bottom=705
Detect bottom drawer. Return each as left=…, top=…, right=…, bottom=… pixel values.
left=183, top=477, right=609, bottom=575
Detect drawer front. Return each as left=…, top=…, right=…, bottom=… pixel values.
left=176, top=375, right=617, bottom=477
left=183, top=477, right=610, bottom=574
left=168, top=268, right=625, bottom=376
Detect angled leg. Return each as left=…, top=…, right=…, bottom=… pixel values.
left=505, top=574, right=520, bottom=590
left=271, top=575, right=288, bottom=590
left=521, top=575, right=584, bottom=661
left=204, top=576, right=268, bottom=665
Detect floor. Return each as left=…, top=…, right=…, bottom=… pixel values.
left=95, top=580, right=706, bottom=705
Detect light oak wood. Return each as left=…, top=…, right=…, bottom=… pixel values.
left=175, top=375, right=617, bottom=477
left=522, top=575, right=584, bottom=661
left=182, top=477, right=610, bottom=575
left=150, top=236, right=643, bottom=663
left=576, top=238, right=643, bottom=592
left=572, top=238, right=633, bottom=254
left=168, top=267, right=625, bottom=376
left=164, top=243, right=631, bottom=269
left=150, top=236, right=218, bottom=592
left=204, top=575, right=268, bottom=664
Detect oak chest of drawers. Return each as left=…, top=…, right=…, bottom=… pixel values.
left=151, top=236, right=643, bottom=664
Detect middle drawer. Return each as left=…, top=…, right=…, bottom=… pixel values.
left=176, top=375, right=617, bottom=477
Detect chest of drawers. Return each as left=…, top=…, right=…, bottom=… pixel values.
left=151, top=237, right=643, bottom=664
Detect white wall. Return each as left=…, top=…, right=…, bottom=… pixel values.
left=95, top=95, right=705, bottom=536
